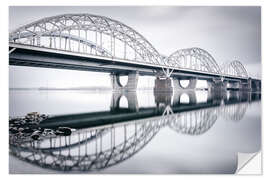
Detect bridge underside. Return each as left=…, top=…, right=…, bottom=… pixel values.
left=9, top=44, right=260, bottom=92
left=9, top=44, right=243, bottom=80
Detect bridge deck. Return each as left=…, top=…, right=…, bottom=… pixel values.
left=9, top=43, right=249, bottom=81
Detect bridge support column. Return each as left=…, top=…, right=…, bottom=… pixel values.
left=110, top=92, right=139, bottom=112
left=110, top=72, right=139, bottom=92
left=254, top=81, right=261, bottom=92
left=186, top=78, right=197, bottom=89
left=154, top=77, right=173, bottom=93
left=207, top=79, right=227, bottom=92
left=251, top=79, right=261, bottom=92
left=228, top=81, right=240, bottom=90
left=239, top=83, right=250, bottom=91
left=173, top=78, right=182, bottom=90
left=239, top=78, right=252, bottom=91
left=173, top=77, right=197, bottom=90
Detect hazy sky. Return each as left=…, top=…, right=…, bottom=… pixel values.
left=9, top=6, right=261, bottom=88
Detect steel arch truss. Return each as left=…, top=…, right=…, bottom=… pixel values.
left=9, top=14, right=251, bottom=78
left=221, top=60, right=248, bottom=78
left=9, top=14, right=164, bottom=66
left=166, top=48, right=221, bottom=74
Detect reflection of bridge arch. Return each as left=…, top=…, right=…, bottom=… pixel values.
left=29, top=129, right=108, bottom=152
left=166, top=48, right=221, bottom=74
left=9, top=14, right=164, bottom=65
left=10, top=118, right=162, bottom=172
left=219, top=103, right=248, bottom=121
left=10, top=89, right=258, bottom=172
left=10, top=106, right=221, bottom=172
left=168, top=108, right=218, bottom=135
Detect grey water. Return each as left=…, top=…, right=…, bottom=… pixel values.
left=9, top=90, right=261, bottom=174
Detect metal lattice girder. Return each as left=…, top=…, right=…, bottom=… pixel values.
left=9, top=14, right=165, bottom=66
left=221, top=60, right=248, bottom=78
left=9, top=14, right=252, bottom=78
left=166, top=47, right=221, bottom=74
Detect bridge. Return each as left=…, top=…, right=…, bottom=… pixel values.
left=9, top=14, right=261, bottom=92
left=9, top=90, right=260, bottom=172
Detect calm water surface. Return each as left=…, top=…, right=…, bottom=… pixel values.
left=9, top=90, right=261, bottom=174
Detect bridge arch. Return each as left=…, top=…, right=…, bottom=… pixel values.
left=221, top=60, right=248, bottom=78
left=166, top=47, right=221, bottom=74
left=9, top=14, right=164, bottom=66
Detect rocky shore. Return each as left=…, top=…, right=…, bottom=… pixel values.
left=9, top=112, right=75, bottom=143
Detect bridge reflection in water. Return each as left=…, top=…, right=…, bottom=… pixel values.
left=9, top=90, right=261, bottom=172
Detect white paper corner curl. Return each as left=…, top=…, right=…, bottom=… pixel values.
left=236, top=151, right=262, bottom=175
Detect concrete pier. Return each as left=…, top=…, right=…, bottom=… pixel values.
left=251, top=78, right=261, bottom=92
left=227, top=78, right=261, bottom=92
left=228, top=81, right=240, bottom=90
left=173, top=78, right=197, bottom=90
left=110, top=72, right=139, bottom=92
left=207, top=79, right=227, bottom=92
left=154, top=77, right=173, bottom=93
